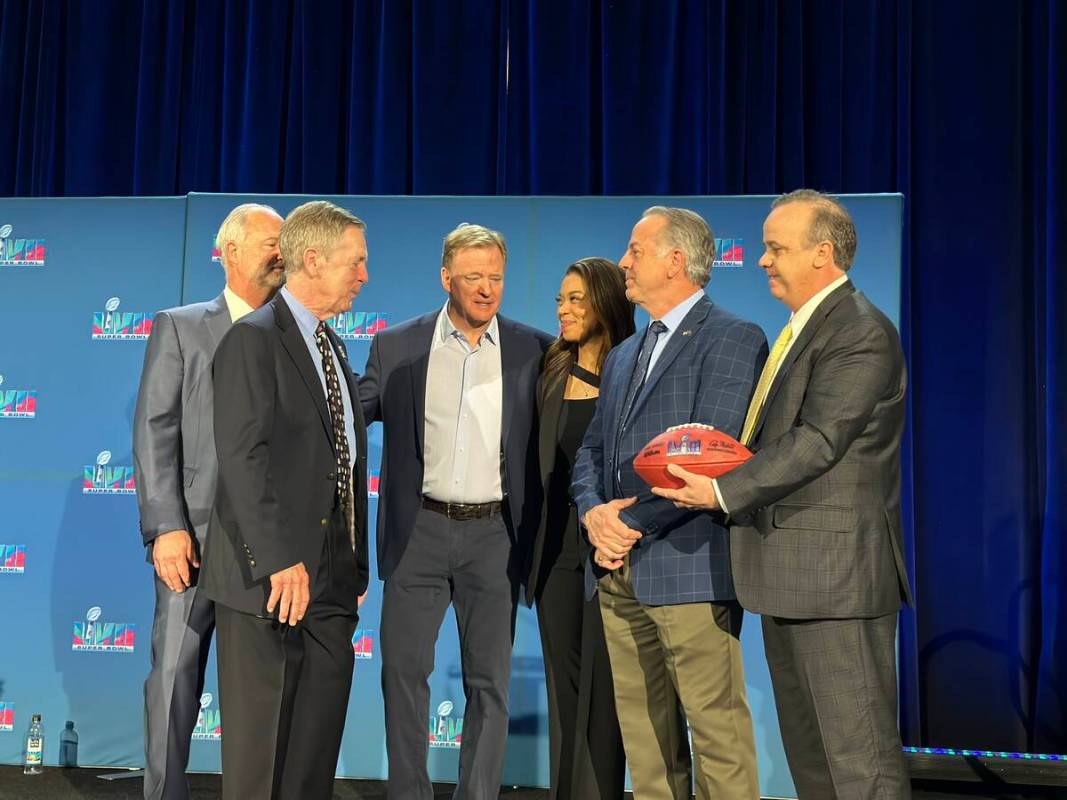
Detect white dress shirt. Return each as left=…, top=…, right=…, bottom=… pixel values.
left=421, top=303, right=504, bottom=503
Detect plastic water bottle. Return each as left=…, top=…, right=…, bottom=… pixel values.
left=59, top=720, right=78, bottom=768
left=23, top=713, right=44, bottom=774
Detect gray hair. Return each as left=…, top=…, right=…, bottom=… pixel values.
left=642, top=206, right=716, bottom=287
left=772, top=189, right=857, bottom=270
left=280, top=201, right=366, bottom=276
left=441, top=223, right=507, bottom=269
left=214, top=203, right=281, bottom=266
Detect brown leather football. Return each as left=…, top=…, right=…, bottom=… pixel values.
left=633, top=424, right=752, bottom=489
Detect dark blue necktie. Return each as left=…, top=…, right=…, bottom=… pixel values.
left=613, top=320, right=667, bottom=492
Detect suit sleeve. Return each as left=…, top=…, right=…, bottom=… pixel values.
left=621, top=321, right=768, bottom=536
left=212, top=323, right=295, bottom=580
left=358, top=331, right=383, bottom=423
left=132, top=311, right=191, bottom=545
left=716, top=318, right=900, bottom=518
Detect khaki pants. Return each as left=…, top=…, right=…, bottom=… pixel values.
left=598, top=561, right=759, bottom=799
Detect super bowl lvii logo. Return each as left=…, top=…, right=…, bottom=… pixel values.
left=666, top=434, right=702, bottom=457
left=0, top=702, right=13, bottom=732
left=0, top=224, right=46, bottom=267
left=0, top=374, right=38, bottom=419
left=328, top=311, right=389, bottom=340
left=92, top=297, right=153, bottom=340
left=428, top=700, right=462, bottom=749
left=0, top=544, right=26, bottom=574
left=191, top=693, right=222, bottom=740
left=83, top=450, right=135, bottom=495
left=352, top=628, right=375, bottom=660
left=72, top=606, right=136, bottom=653
left=712, top=237, right=744, bottom=268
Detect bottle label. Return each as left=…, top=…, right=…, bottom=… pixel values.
left=26, top=736, right=43, bottom=765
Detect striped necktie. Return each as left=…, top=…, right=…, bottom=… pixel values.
left=740, top=322, right=793, bottom=446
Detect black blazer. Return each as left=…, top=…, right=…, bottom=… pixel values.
left=359, top=310, right=552, bottom=581
left=523, top=371, right=590, bottom=606
left=201, top=293, right=370, bottom=615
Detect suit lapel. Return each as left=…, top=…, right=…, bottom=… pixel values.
left=329, top=326, right=368, bottom=499
left=626, top=296, right=710, bottom=424
left=538, top=373, right=566, bottom=488
left=498, top=317, right=522, bottom=454
left=408, top=315, right=437, bottom=459
left=273, top=295, right=335, bottom=450
left=203, top=292, right=231, bottom=349
left=751, top=281, right=856, bottom=443
left=609, top=334, right=642, bottom=430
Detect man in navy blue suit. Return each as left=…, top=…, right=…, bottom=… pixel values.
left=572, top=206, right=768, bottom=799
left=360, top=223, right=552, bottom=800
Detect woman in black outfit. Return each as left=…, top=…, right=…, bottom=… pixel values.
left=526, top=257, right=635, bottom=799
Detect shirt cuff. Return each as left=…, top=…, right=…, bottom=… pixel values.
left=711, top=479, right=730, bottom=516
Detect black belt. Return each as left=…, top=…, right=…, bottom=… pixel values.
left=421, top=497, right=502, bottom=520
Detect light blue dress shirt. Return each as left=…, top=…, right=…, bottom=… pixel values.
left=644, top=289, right=705, bottom=377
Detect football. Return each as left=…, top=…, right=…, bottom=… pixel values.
left=633, top=424, right=752, bottom=489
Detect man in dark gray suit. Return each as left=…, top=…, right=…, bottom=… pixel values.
left=133, top=203, right=283, bottom=800
left=655, top=189, right=913, bottom=799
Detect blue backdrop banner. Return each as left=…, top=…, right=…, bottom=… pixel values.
left=0, top=193, right=902, bottom=799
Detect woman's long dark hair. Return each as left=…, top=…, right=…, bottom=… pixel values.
left=542, top=257, right=636, bottom=396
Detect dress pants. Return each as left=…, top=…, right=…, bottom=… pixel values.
left=143, top=572, right=215, bottom=800
left=762, top=613, right=910, bottom=800
left=214, top=509, right=360, bottom=800
left=381, top=507, right=516, bottom=800
left=598, top=559, right=759, bottom=800
left=536, top=565, right=625, bottom=799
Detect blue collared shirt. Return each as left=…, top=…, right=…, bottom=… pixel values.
left=644, top=289, right=705, bottom=377
left=280, top=287, right=357, bottom=466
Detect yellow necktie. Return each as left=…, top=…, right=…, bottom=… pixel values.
left=740, top=322, right=793, bottom=446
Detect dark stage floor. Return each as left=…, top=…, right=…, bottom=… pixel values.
left=2, top=767, right=1064, bottom=799
left=0, top=768, right=549, bottom=800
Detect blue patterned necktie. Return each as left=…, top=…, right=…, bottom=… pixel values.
left=620, top=320, right=668, bottom=426
left=613, top=320, right=668, bottom=492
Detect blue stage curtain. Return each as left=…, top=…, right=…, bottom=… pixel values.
left=1, top=0, right=1064, bottom=753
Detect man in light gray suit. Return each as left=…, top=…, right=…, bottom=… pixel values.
left=133, top=203, right=283, bottom=800
left=654, top=189, right=913, bottom=799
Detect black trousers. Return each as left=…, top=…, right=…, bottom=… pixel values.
left=536, top=565, right=626, bottom=800
left=215, top=509, right=360, bottom=800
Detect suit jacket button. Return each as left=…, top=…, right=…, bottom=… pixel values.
left=321, top=517, right=329, bottom=527
left=327, top=472, right=336, bottom=481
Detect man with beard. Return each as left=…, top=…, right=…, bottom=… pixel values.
left=133, top=203, right=284, bottom=800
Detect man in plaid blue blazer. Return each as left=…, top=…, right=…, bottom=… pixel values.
left=571, top=206, right=768, bottom=799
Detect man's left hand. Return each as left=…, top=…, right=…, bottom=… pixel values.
left=592, top=547, right=624, bottom=572
left=650, top=464, right=721, bottom=510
